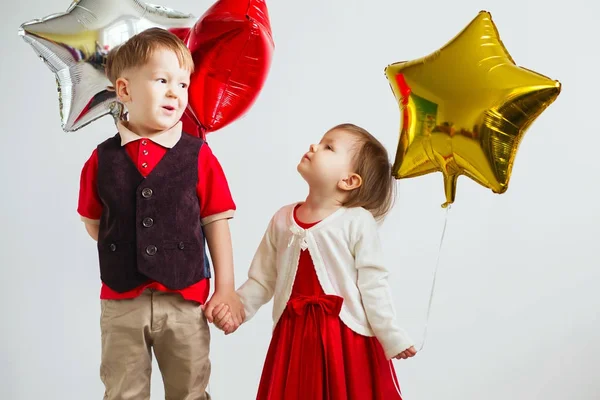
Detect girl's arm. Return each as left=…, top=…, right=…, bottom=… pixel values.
left=236, top=217, right=278, bottom=322
left=354, top=215, right=414, bottom=359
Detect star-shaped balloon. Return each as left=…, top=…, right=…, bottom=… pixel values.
left=19, top=0, right=196, bottom=132
left=170, top=0, right=274, bottom=138
left=385, top=11, right=561, bottom=207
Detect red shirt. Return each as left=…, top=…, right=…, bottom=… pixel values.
left=78, top=122, right=235, bottom=304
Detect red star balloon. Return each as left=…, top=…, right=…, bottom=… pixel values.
left=173, top=0, right=274, bottom=138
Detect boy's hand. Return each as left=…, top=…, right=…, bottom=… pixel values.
left=394, top=346, right=417, bottom=360
left=203, top=290, right=245, bottom=331
left=210, top=303, right=238, bottom=334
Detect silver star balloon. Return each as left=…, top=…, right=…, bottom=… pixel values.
left=18, top=0, right=196, bottom=132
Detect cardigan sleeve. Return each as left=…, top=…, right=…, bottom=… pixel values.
left=354, top=213, right=414, bottom=359
left=236, top=216, right=278, bottom=322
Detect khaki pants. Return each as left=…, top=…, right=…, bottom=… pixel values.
left=100, top=289, right=211, bottom=400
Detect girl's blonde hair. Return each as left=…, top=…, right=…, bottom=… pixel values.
left=329, top=123, right=396, bottom=220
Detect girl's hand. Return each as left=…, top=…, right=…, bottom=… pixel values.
left=394, top=346, right=417, bottom=360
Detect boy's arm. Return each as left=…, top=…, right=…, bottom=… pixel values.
left=204, top=219, right=234, bottom=291
left=195, top=143, right=241, bottom=329
left=84, top=222, right=100, bottom=241
left=203, top=219, right=245, bottom=328
left=78, top=149, right=103, bottom=240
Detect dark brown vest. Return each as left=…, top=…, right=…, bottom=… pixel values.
left=96, top=133, right=207, bottom=292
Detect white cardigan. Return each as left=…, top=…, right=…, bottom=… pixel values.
left=237, top=202, right=414, bottom=359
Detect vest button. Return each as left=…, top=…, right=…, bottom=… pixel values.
left=178, top=242, right=185, bottom=250
left=109, top=243, right=117, bottom=252
left=142, top=217, right=154, bottom=228
left=141, top=188, right=153, bottom=198
left=146, top=245, right=157, bottom=256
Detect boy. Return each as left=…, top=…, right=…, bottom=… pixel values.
left=77, top=28, right=244, bottom=399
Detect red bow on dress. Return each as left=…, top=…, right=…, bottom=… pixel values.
left=287, top=295, right=344, bottom=316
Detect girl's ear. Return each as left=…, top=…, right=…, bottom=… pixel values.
left=338, top=173, right=362, bottom=191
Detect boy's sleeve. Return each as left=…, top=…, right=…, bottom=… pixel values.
left=77, top=149, right=103, bottom=225
left=197, top=144, right=236, bottom=226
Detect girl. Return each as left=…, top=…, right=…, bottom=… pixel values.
left=211, top=123, right=416, bottom=399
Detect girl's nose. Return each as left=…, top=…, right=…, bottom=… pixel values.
left=309, top=144, right=317, bottom=152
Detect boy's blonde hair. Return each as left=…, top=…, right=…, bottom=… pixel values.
left=330, top=123, right=396, bottom=220
left=105, top=27, right=194, bottom=88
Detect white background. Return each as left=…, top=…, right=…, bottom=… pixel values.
left=2, top=0, right=599, bottom=399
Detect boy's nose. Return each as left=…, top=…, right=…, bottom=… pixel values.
left=166, top=88, right=178, bottom=98
left=309, top=144, right=317, bottom=152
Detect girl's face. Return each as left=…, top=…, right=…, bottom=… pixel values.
left=297, top=128, right=360, bottom=191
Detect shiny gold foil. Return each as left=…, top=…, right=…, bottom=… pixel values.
left=385, top=11, right=561, bottom=207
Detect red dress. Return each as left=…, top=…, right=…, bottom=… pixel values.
left=256, top=210, right=403, bottom=400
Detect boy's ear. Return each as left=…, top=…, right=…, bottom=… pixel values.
left=115, top=77, right=131, bottom=102
left=337, top=173, right=362, bottom=191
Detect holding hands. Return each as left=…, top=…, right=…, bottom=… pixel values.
left=203, top=290, right=244, bottom=335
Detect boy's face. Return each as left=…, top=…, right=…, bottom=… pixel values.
left=116, top=47, right=191, bottom=135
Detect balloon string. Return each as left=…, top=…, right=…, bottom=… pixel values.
left=417, top=204, right=451, bottom=352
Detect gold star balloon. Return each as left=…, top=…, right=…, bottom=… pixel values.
left=18, top=0, right=196, bottom=132
left=385, top=11, right=561, bottom=207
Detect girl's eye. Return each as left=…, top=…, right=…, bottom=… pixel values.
left=326, top=145, right=333, bottom=150
left=158, top=78, right=167, bottom=84
left=179, top=83, right=188, bottom=89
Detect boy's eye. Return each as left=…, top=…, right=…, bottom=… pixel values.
left=179, top=83, right=188, bottom=89
left=326, top=145, right=333, bottom=150
left=158, top=78, right=167, bottom=84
